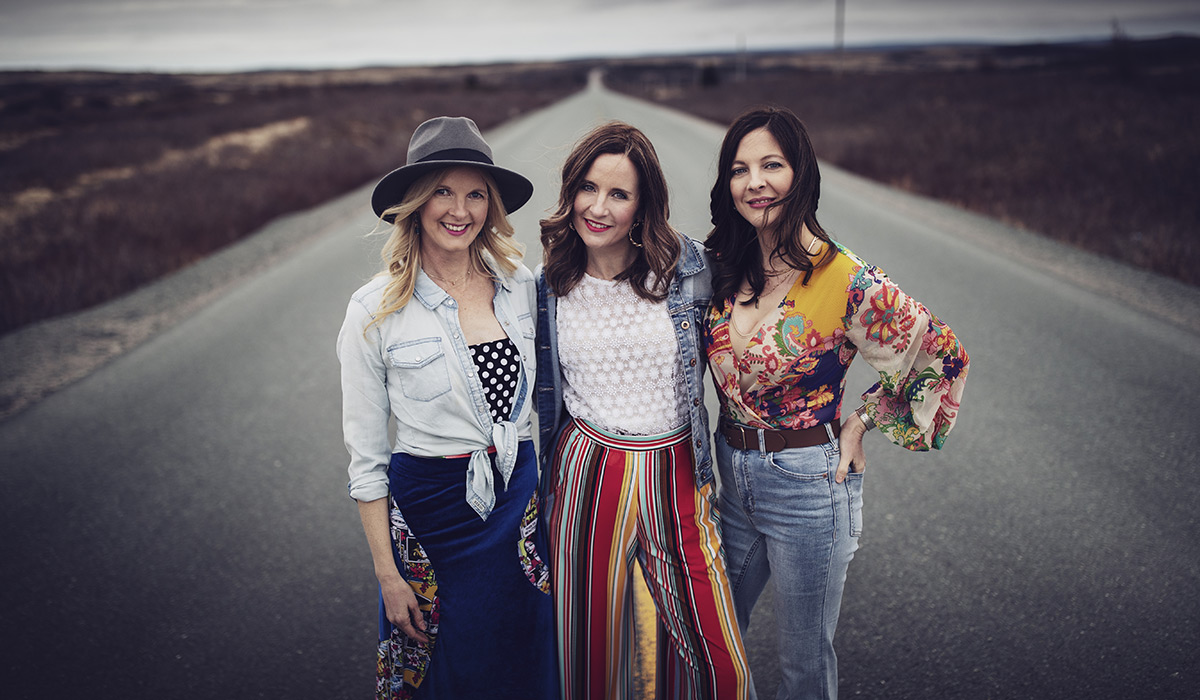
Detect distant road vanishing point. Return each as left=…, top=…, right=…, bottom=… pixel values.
left=1, top=80, right=1197, bottom=700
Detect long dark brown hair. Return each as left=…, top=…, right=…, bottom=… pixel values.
left=706, top=106, right=834, bottom=305
left=540, top=121, right=680, bottom=301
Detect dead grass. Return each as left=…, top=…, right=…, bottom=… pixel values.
left=608, top=37, right=1200, bottom=286
left=0, top=65, right=582, bottom=334
left=3, top=39, right=1197, bottom=337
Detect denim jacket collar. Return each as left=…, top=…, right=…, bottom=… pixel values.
left=676, top=235, right=704, bottom=278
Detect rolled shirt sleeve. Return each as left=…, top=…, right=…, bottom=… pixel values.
left=336, top=296, right=393, bottom=502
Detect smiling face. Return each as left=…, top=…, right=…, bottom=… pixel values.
left=571, top=152, right=640, bottom=262
left=417, top=166, right=490, bottom=256
left=730, top=127, right=795, bottom=233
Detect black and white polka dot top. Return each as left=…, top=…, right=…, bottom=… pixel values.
left=468, top=337, right=520, bottom=423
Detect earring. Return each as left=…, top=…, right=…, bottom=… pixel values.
left=628, top=220, right=643, bottom=248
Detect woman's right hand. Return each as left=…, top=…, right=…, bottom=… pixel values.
left=835, top=413, right=868, bottom=484
left=379, top=573, right=430, bottom=643
left=357, top=498, right=430, bottom=644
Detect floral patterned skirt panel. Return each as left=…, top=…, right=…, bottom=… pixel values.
left=379, top=441, right=557, bottom=700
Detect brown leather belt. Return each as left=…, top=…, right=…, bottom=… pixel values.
left=719, top=418, right=840, bottom=452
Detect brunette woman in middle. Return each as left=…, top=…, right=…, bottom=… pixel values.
left=535, top=121, right=753, bottom=700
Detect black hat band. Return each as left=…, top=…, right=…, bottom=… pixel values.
left=417, top=148, right=494, bottom=166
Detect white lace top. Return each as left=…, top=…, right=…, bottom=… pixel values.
left=556, top=273, right=688, bottom=436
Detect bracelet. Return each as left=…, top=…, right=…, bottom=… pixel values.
left=854, top=405, right=875, bottom=432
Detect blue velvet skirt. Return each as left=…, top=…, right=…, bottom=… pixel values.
left=377, top=440, right=558, bottom=700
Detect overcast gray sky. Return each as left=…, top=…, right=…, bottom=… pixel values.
left=1, top=0, right=1197, bottom=73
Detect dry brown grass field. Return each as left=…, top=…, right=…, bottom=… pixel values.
left=1, top=37, right=1196, bottom=336
left=607, top=36, right=1200, bottom=288
left=0, top=63, right=582, bottom=334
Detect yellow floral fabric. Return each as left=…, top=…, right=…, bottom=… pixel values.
left=705, top=244, right=969, bottom=451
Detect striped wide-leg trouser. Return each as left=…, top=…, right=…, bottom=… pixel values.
left=548, top=418, right=753, bottom=700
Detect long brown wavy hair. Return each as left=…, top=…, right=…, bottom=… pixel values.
left=540, top=121, right=680, bottom=301
left=706, top=106, right=835, bottom=305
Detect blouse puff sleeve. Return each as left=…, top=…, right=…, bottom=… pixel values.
left=844, top=262, right=969, bottom=451
left=336, top=295, right=392, bottom=503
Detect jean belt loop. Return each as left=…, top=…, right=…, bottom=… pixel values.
left=824, top=422, right=836, bottom=445
left=756, top=427, right=767, bottom=458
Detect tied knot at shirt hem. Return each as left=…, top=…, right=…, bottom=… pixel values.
left=465, top=421, right=519, bottom=521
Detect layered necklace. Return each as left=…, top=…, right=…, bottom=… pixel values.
left=729, top=236, right=822, bottom=338
left=729, top=268, right=797, bottom=337
left=424, top=263, right=474, bottom=288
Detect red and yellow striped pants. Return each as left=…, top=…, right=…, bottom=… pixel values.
left=547, top=418, right=753, bottom=700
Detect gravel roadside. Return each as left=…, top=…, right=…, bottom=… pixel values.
left=0, top=181, right=373, bottom=422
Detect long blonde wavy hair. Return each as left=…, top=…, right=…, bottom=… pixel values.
left=367, top=166, right=524, bottom=332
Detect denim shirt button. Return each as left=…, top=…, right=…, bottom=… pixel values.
left=681, top=320, right=690, bottom=330
left=689, top=358, right=697, bottom=367
left=693, top=398, right=701, bottom=406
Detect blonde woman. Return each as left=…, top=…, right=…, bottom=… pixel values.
left=338, top=117, right=556, bottom=699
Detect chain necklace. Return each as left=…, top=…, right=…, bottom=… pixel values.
left=730, top=269, right=797, bottom=337
left=424, top=264, right=474, bottom=288
left=729, top=237, right=821, bottom=337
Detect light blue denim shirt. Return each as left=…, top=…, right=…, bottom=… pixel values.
left=337, top=259, right=537, bottom=520
left=536, top=236, right=714, bottom=516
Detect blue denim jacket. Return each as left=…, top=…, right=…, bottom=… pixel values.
left=337, top=261, right=537, bottom=519
left=535, top=236, right=714, bottom=513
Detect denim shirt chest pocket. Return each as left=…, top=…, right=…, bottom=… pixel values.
left=517, top=312, right=535, bottom=339
left=517, top=312, right=536, bottom=357
left=386, top=337, right=452, bottom=402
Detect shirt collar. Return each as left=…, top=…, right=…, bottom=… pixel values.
left=412, top=269, right=449, bottom=309
left=412, top=256, right=509, bottom=310
left=676, top=235, right=705, bottom=278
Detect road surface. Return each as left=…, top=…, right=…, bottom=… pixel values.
left=3, top=79, right=1198, bottom=699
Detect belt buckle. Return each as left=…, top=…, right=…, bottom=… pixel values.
left=724, top=420, right=750, bottom=450
left=729, top=422, right=748, bottom=449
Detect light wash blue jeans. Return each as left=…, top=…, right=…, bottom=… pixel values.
left=715, top=429, right=864, bottom=700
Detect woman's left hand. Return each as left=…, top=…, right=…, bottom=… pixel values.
left=835, top=414, right=868, bottom=483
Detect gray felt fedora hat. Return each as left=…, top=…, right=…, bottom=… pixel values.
left=371, top=116, right=533, bottom=223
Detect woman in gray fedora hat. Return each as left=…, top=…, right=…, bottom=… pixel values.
left=337, top=116, right=557, bottom=699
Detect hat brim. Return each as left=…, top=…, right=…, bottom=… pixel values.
left=371, top=160, right=534, bottom=223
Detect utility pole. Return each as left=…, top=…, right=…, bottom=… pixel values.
left=835, top=0, right=845, bottom=52
left=834, top=0, right=845, bottom=73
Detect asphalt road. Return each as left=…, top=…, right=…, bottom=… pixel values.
left=3, top=79, right=1198, bottom=699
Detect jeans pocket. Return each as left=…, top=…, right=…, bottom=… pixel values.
left=766, top=446, right=830, bottom=481
left=845, top=471, right=865, bottom=537
left=387, top=337, right=452, bottom=402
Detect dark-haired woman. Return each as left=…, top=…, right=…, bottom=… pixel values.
left=338, top=117, right=557, bottom=699
left=536, top=121, right=753, bottom=699
left=704, top=107, right=970, bottom=699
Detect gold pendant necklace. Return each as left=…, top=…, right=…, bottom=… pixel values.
left=729, top=305, right=761, bottom=337
left=730, top=268, right=796, bottom=337
left=425, top=265, right=473, bottom=287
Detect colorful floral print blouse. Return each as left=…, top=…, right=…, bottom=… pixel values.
left=705, top=243, right=969, bottom=451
